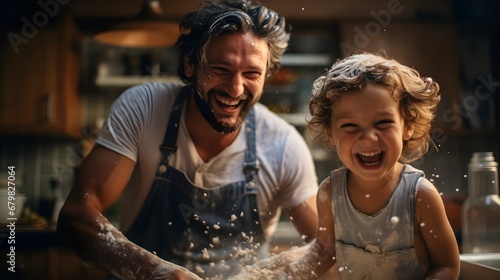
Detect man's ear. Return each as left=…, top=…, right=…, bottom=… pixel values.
left=403, top=124, right=414, bottom=141
left=184, top=56, right=194, bottom=78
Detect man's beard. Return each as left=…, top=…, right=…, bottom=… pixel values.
left=192, top=86, right=250, bottom=134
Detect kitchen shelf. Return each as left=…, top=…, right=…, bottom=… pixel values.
left=95, top=74, right=180, bottom=88
left=94, top=54, right=330, bottom=88
left=264, top=83, right=298, bottom=94
left=280, top=53, right=331, bottom=67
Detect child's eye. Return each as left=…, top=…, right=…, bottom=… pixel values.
left=340, top=123, right=358, bottom=131
left=376, top=119, right=394, bottom=128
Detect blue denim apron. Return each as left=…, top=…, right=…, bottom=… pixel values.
left=125, top=86, right=267, bottom=278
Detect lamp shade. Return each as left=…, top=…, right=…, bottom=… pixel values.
left=93, top=21, right=180, bottom=48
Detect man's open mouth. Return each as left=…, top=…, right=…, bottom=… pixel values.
left=215, top=96, right=245, bottom=109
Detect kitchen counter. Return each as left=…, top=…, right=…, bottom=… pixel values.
left=0, top=223, right=107, bottom=280
left=0, top=221, right=304, bottom=250
left=460, top=253, right=500, bottom=280
left=0, top=223, right=63, bottom=249
left=0, top=221, right=318, bottom=279
left=0, top=221, right=303, bottom=279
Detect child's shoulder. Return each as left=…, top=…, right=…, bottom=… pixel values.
left=412, top=170, right=443, bottom=208
left=401, top=164, right=424, bottom=176
left=330, top=166, right=349, bottom=177
left=319, top=167, right=348, bottom=188
left=400, top=164, right=436, bottom=191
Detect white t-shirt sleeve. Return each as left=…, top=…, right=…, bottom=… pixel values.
left=278, top=127, right=319, bottom=208
left=97, top=83, right=168, bottom=162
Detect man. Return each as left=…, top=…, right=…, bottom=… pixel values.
left=57, top=1, right=318, bottom=279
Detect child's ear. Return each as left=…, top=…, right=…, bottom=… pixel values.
left=403, top=124, right=414, bottom=140
left=329, top=138, right=336, bottom=147
left=328, top=129, right=337, bottom=146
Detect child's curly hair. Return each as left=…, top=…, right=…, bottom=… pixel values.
left=308, top=52, right=441, bottom=163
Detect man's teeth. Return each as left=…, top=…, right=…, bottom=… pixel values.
left=216, top=97, right=241, bottom=106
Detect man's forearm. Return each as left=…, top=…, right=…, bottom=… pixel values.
left=58, top=207, right=201, bottom=279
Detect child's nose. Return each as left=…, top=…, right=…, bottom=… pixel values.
left=360, top=129, right=378, bottom=142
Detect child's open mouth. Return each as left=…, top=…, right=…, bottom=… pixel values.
left=357, top=151, right=383, bottom=166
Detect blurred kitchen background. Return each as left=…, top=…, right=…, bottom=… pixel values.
left=1, top=0, right=499, bottom=278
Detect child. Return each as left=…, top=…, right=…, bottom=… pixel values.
left=279, top=53, right=460, bottom=279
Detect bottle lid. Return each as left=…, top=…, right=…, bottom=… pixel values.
left=468, top=152, right=498, bottom=170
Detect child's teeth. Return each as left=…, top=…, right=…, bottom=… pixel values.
left=359, top=151, right=381, bottom=156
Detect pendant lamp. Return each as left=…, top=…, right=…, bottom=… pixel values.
left=92, top=0, right=180, bottom=48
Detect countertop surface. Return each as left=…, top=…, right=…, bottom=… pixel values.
left=0, top=222, right=63, bottom=249
left=1, top=221, right=304, bottom=250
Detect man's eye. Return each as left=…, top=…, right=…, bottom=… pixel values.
left=210, top=67, right=229, bottom=76
left=244, top=71, right=262, bottom=79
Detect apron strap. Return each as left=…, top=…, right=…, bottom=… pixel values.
left=243, top=109, right=258, bottom=183
left=160, top=85, right=192, bottom=156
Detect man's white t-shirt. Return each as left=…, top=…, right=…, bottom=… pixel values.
left=97, top=82, right=318, bottom=239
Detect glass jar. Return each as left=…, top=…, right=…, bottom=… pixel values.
left=461, top=152, right=500, bottom=253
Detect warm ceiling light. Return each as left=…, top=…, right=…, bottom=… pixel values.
left=92, top=21, right=179, bottom=48
left=92, top=0, right=179, bottom=48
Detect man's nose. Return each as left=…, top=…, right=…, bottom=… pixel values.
left=225, top=74, right=245, bottom=97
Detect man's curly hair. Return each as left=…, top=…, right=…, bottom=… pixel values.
left=175, top=0, right=290, bottom=83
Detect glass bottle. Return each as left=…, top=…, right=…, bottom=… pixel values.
left=461, top=152, right=500, bottom=253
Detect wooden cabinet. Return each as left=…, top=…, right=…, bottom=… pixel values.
left=0, top=18, right=82, bottom=139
